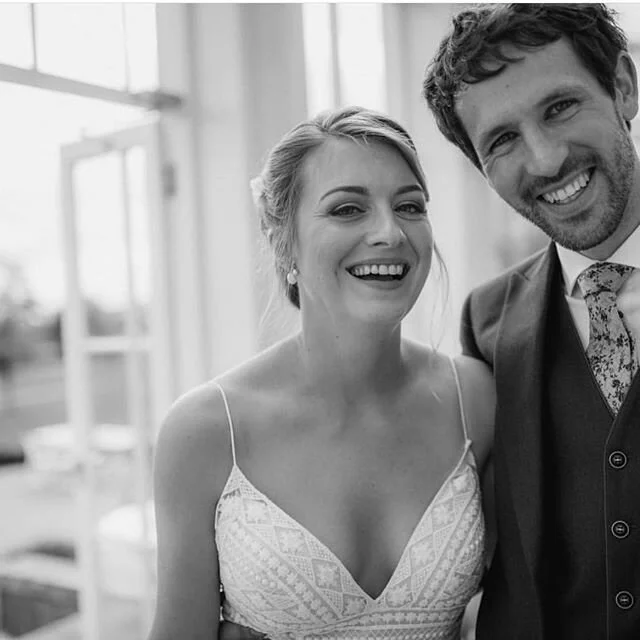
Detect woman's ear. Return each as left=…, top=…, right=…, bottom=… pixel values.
left=614, top=52, right=639, bottom=122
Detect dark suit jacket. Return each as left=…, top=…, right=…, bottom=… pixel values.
left=461, top=244, right=558, bottom=639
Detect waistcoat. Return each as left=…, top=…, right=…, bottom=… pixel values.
left=543, top=279, right=640, bottom=639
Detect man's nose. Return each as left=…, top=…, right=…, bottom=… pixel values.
left=367, top=207, right=406, bottom=247
left=523, top=128, right=569, bottom=177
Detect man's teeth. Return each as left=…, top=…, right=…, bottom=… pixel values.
left=351, top=264, right=406, bottom=277
left=541, top=171, right=591, bottom=204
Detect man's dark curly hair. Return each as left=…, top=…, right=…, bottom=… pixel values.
left=423, top=3, right=629, bottom=172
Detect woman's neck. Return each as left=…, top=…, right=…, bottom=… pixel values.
left=294, top=316, right=410, bottom=403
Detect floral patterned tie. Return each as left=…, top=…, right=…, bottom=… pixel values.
left=577, top=262, right=638, bottom=415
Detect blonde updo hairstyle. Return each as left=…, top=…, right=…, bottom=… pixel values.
left=251, top=105, right=431, bottom=309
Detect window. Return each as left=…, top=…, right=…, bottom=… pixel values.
left=0, top=3, right=158, bottom=92
left=302, top=3, right=386, bottom=117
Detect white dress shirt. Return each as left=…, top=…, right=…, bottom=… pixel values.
left=556, top=224, right=640, bottom=364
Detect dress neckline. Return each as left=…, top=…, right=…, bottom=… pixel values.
left=215, top=440, right=475, bottom=603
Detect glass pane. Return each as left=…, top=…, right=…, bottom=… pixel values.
left=89, top=352, right=129, bottom=426
left=125, top=147, right=151, bottom=334
left=87, top=350, right=153, bottom=639
left=0, top=81, right=146, bottom=358
left=35, top=3, right=127, bottom=89
left=0, top=3, right=33, bottom=68
left=0, top=79, right=153, bottom=640
left=73, top=153, right=129, bottom=336
left=337, top=3, right=386, bottom=111
left=124, top=3, right=158, bottom=92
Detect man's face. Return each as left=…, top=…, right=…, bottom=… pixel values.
left=456, top=38, right=640, bottom=260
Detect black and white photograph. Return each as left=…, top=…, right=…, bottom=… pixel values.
left=1, top=3, right=640, bottom=639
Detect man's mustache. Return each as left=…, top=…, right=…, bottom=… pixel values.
left=522, top=154, right=598, bottom=202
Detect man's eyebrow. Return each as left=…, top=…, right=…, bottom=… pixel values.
left=538, top=86, right=583, bottom=109
left=319, top=184, right=426, bottom=203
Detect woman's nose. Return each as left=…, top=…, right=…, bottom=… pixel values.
left=366, top=207, right=406, bottom=247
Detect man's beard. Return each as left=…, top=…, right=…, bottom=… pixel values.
left=514, top=129, right=635, bottom=252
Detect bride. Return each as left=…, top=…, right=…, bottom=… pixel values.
left=148, top=106, right=495, bottom=640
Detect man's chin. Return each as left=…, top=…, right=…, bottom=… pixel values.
left=548, top=226, right=620, bottom=254
left=518, top=207, right=619, bottom=253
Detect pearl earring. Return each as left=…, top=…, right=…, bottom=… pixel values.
left=286, top=267, right=298, bottom=286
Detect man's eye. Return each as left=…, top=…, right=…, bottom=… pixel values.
left=548, top=99, right=577, bottom=117
left=490, top=131, right=517, bottom=153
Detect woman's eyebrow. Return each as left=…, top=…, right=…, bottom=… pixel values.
left=319, top=183, right=426, bottom=203
left=319, top=186, right=368, bottom=202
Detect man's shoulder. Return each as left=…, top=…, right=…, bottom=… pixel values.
left=460, top=245, right=551, bottom=362
left=469, top=245, right=550, bottom=303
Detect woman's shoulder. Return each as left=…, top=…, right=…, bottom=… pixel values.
left=154, top=380, right=237, bottom=491
left=450, top=354, right=495, bottom=468
left=451, top=354, right=494, bottom=399
left=165, top=380, right=230, bottom=432
left=405, top=343, right=494, bottom=465
left=404, top=340, right=493, bottom=395
left=158, top=336, right=299, bottom=457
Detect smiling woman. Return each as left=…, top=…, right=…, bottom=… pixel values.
left=148, top=106, right=496, bottom=640
left=251, top=107, right=433, bottom=312
left=289, top=136, right=432, bottom=327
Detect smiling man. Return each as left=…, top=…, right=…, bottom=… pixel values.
left=424, top=4, right=640, bottom=639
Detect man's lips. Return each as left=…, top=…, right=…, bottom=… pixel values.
left=536, top=169, right=594, bottom=205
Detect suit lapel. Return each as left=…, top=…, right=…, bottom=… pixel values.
left=494, top=244, right=558, bottom=582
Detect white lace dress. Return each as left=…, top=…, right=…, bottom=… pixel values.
left=215, top=441, right=485, bottom=640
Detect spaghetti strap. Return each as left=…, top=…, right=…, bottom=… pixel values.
left=449, top=356, right=470, bottom=443
left=213, top=380, right=237, bottom=466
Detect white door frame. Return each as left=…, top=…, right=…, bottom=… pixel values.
left=60, top=120, right=173, bottom=639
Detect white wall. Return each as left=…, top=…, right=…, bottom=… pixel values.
left=189, top=3, right=307, bottom=378
left=156, top=5, right=208, bottom=395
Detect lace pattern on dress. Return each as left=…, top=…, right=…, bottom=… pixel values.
left=215, top=445, right=485, bottom=640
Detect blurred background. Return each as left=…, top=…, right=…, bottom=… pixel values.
left=1, top=3, right=639, bottom=639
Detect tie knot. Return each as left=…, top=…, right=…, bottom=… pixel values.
left=577, top=262, right=634, bottom=298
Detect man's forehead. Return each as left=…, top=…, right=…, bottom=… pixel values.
left=454, top=40, right=594, bottom=135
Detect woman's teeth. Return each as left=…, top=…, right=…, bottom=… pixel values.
left=350, top=264, right=407, bottom=279
left=541, top=171, right=591, bottom=204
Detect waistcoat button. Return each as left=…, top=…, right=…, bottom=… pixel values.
left=616, top=591, right=634, bottom=610
left=611, top=520, right=630, bottom=539
left=609, top=451, right=628, bottom=469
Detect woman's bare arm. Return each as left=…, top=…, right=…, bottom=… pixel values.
left=148, top=386, right=233, bottom=640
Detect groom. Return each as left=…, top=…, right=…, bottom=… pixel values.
left=424, top=4, right=640, bottom=639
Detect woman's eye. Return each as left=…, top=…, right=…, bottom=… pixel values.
left=330, top=204, right=363, bottom=217
left=396, top=202, right=427, bottom=216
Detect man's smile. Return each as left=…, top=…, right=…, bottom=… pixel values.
left=538, top=169, right=594, bottom=205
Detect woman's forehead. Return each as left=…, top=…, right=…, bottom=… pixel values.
left=301, top=137, right=417, bottom=191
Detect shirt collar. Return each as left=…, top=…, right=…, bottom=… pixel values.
left=556, top=223, right=640, bottom=297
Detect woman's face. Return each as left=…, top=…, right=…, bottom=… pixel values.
left=293, top=137, right=433, bottom=328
